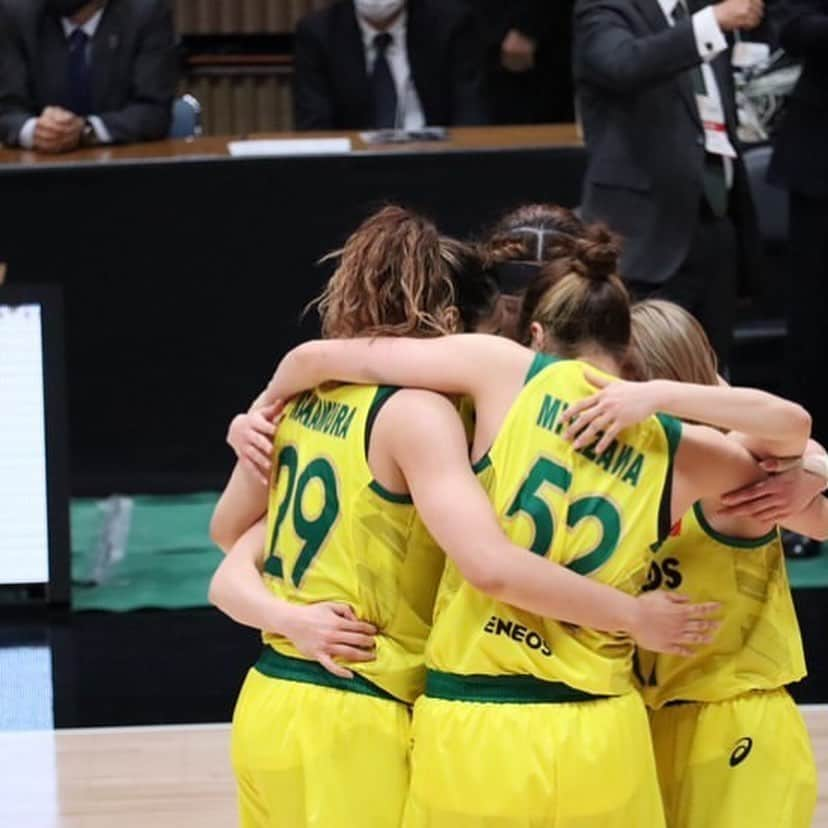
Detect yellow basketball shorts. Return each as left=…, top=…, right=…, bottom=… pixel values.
left=649, top=687, right=817, bottom=828
left=403, top=678, right=665, bottom=828
left=231, top=661, right=411, bottom=828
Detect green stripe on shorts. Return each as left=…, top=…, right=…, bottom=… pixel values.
left=425, top=669, right=610, bottom=704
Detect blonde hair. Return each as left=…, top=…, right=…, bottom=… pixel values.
left=313, top=206, right=457, bottom=339
left=630, top=300, right=718, bottom=385
left=526, top=225, right=631, bottom=361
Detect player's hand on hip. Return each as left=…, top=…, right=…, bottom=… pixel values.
left=226, top=402, right=283, bottom=484
left=285, top=603, right=378, bottom=679
left=563, top=371, right=657, bottom=454
left=630, top=591, right=720, bottom=656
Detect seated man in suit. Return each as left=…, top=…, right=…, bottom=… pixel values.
left=293, top=0, right=488, bottom=131
left=0, top=0, right=178, bottom=152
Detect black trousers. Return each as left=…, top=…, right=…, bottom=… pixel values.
left=627, top=210, right=739, bottom=371
left=786, top=191, right=828, bottom=447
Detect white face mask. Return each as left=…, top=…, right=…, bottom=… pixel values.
left=354, top=0, right=405, bottom=25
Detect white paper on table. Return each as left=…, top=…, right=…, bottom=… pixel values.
left=227, top=138, right=352, bottom=157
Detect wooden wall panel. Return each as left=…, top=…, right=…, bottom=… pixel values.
left=183, top=72, right=295, bottom=135
left=174, top=0, right=334, bottom=34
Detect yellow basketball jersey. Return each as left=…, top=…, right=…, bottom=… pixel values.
left=427, top=354, right=682, bottom=696
left=638, top=503, right=807, bottom=708
left=261, top=384, right=446, bottom=704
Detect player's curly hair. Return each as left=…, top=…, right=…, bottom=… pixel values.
left=313, top=206, right=460, bottom=339
left=439, top=236, right=499, bottom=334
left=522, top=223, right=631, bottom=363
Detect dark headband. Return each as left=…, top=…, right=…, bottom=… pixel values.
left=491, top=261, right=542, bottom=295
left=507, top=226, right=575, bottom=261
left=491, top=226, right=578, bottom=294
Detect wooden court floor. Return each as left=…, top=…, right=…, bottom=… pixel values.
left=2, top=708, right=827, bottom=827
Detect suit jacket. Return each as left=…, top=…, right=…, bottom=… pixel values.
left=293, top=0, right=488, bottom=130
left=573, top=0, right=760, bottom=287
left=0, top=0, right=177, bottom=146
left=769, top=0, right=828, bottom=197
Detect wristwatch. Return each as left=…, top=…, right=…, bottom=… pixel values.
left=80, top=119, right=100, bottom=148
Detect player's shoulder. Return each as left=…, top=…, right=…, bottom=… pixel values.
left=375, top=389, right=467, bottom=450
left=383, top=388, right=461, bottom=421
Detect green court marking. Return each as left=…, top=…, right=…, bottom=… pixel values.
left=71, top=492, right=223, bottom=612
left=69, top=494, right=828, bottom=609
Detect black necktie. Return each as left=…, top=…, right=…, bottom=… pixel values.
left=372, top=32, right=398, bottom=130
left=672, top=2, right=729, bottom=217
left=67, top=28, right=93, bottom=116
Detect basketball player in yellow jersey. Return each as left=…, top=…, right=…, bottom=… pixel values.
left=208, top=213, right=712, bottom=828
left=259, top=232, right=811, bottom=827
left=620, top=300, right=828, bottom=828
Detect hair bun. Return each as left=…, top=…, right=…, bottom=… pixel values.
left=575, top=225, right=621, bottom=282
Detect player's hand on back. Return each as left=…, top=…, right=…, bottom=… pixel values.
left=282, top=602, right=378, bottom=679
left=564, top=371, right=659, bottom=454
left=630, top=591, right=721, bottom=656
left=227, top=401, right=283, bottom=484
left=720, top=464, right=825, bottom=524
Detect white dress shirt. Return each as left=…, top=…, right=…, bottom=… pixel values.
left=356, top=12, right=426, bottom=130
left=657, top=0, right=733, bottom=185
left=19, top=6, right=112, bottom=149
left=657, top=0, right=727, bottom=61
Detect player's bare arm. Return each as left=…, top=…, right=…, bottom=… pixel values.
left=721, top=440, right=828, bottom=524
left=671, top=425, right=769, bottom=522
left=262, top=334, right=528, bottom=445
left=209, top=397, right=284, bottom=552
left=378, top=389, right=719, bottom=656
left=208, top=520, right=377, bottom=678
left=564, top=372, right=811, bottom=459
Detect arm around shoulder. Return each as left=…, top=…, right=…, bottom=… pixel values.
left=386, top=389, right=717, bottom=652
left=265, top=335, right=532, bottom=408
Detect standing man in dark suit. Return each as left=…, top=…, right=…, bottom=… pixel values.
left=0, top=0, right=177, bottom=152
left=769, top=0, right=828, bottom=448
left=574, top=0, right=764, bottom=365
left=293, top=0, right=488, bottom=131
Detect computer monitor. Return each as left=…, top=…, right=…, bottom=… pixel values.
left=0, top=285, right=70, bottom=604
